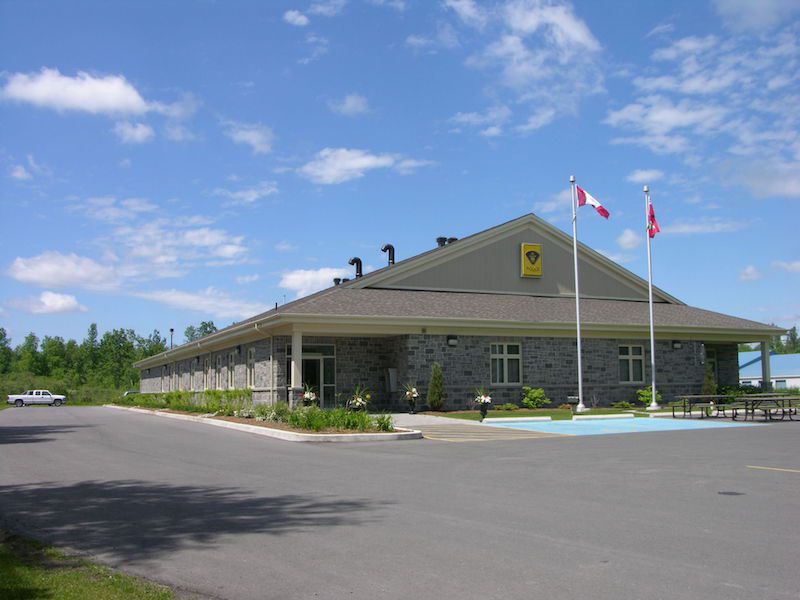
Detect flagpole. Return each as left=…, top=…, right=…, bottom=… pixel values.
left=570, top=175, right=586, bottom=413
left=644, top=185, right=660, bottom=410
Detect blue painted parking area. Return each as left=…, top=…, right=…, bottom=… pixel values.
left=484, top=417, right=757, bottom=436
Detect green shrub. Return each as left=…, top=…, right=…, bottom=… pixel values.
left=636, top=387, right=663, bottom=407
left=497, top=403, right=519, bottom=411
left=427, top=362, right=445, bottom=411
left=611, top=400, right=634, bottom=410
left=521, top=387, right=551, bottom=409
left=374, top=414, right=394, bottom=432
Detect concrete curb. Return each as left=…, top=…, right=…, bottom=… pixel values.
left=573, top=413, right=636, bottom=420
left=482, top=416, right=553, bottom=423
left=103, top=405, right=423, bottom=443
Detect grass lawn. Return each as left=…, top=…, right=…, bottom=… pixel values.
left=427, top=407, right=644, bottom=421
left=0, top=530, right=174, bottom=600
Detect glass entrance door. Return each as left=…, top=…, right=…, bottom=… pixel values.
left=302, top=357, right=322, bottom=405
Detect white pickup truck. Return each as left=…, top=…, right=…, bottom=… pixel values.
left=7, top=389, right=67, bottom=407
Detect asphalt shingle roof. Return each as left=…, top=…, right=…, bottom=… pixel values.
left=275, top=287, right=775, bottom=331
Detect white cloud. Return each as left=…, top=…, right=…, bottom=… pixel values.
left=298, top=147, right=431, bottom=184
left=119, top=158, right=132, bottom=168
left=739, top=265, right=762, bottom=281
left=308, top=0, right=347, bottom=17
left=730, top=159, right=800, bottom=199
left=8, top=251, right=118, bottom=290
left=504, top=0, right=600, bottom=52
left=71, top=196, right=157, bottom=222
left=480, top=125, right=503, bottom=137
left=222, top=120, right=273, bottom=154
left=366, top=0, right=405, bottom=10
left=164, top=124, right=199, bottom=142
left=9, top=165, right=32, bottom=180
left=516, top=107, right=556, bottom=132
left=405, top=23, right=460, bottom=52
left=617, top=229, right=643, bottom=250
left=533, top=188, right=571, bottom=215
left=597, top=249, right=635, bottom=264
left=299, top=34, right=330, bottom=64
left=328, top=93, right=370, bottom=116
left=12, top=291, right=88, bottom=314
left=135, top=288, right=268, bottom=319
left=662, top=217, right=747, bottom=235
left=713, top=0, right=800, bottom=32
left=212, top=181, right=278, bottom=205
left=283, top=9, right=309, bottom=26
left=626, top=169, right=664, bottom=184
left=645, top=23, right=674, bottom=38
left=279, top=267, right=351, bottom=298
left=450, top=105, right=511, bottom=127
left=774, top=261, right=800, bottom=273
left=235, top=274, right=260, bottom=284
left=275, top=241, right=297, bottom=252
left=444, top=0, right=488, bottom=29
left=112, top=121, right=155, bottom=144
left=1, top=68, right=149, bottom=115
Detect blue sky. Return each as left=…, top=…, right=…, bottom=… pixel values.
left=1, top=0, right=798, bottom=345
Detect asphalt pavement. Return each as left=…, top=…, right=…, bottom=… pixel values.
left=1, top=406, right=798, bottom=600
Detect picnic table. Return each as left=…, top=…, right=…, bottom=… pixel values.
left=673, top=394, right=798, bottom=421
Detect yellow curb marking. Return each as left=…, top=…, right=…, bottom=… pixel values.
left=746, top=465, right=800, bottom=474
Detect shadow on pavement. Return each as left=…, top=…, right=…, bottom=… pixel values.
left=0, top=480, right=386, bottom=563
left=0, top=425, right=94, bottom=446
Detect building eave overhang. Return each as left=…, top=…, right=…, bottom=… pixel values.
left=134, top=312, right=783, bottom=369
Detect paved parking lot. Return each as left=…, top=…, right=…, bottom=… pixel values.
left=1, top=407, right=798, bottom=600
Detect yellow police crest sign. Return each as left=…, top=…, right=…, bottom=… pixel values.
left=520, top=243, right=542, bottom=277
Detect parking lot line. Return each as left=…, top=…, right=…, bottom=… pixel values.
left=746, top=465, right=800, bottom=474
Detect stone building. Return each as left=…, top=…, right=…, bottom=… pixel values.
left=135, top=214, right=781, bottom=410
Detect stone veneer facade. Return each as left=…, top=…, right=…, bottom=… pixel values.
left=139, top=334, right=738, bottom=411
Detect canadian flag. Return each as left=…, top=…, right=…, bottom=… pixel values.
left=576, top=186, right=610, bottom=219
left=648, top=200, right=660, bottom=238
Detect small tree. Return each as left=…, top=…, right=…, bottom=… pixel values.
left=701, top=364, right=717, bottom=395
left=427, top=362, right=445, bottom=411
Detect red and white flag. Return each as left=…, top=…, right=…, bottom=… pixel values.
left=576, top=186, right=610, bottom=219
left=648, top=201, right=660, bottom=238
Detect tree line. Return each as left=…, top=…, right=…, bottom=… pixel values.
left=739, top=326, right=800, bottom=355
left=0, top=324, right=167, bottom=390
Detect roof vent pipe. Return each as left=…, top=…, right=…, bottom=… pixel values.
left=333, top=278, right=341, bottom=286
left=381, top=244, right=395, bottom=266
left=341, top=277, right=350, bottom=283
left=436, top=236, right=448, bottom=247
left=348, top=257, right=363, bottom=278
left=447, top=237, right=458, bottom=244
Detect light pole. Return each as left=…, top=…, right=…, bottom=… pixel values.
left=169, top=328, right=174, bottom=349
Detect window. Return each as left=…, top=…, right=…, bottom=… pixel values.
left=490, top=343, right=522, bottom=385
left=228, top=352, right=236, bottom=389
left=741, top=380, right=752, bottom=387
left=215, top=356, right=223, bottom=390
left=189, top=360, right=196, bottom=392
left=177, top=363, right=183, bottom=391
left=247, top=347, right=256, bottom=389
left=775, top=380, right=787, bottom=390
left=619, top=345, right=645, bottom=383
left=161, top=366, right=168, bottom=392
left=204, top=358, right=211, bottom=391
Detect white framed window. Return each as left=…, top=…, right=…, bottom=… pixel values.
left=490, top=343, right=522, bottom=385
left=189, top=360, right=196, bottom=392
left=204, top=358, right=211, bottom=391
left=216, top=355, right=223, bottom=390
left=161, top=366, right=168, bottom=392
left=228, top=352, right=236, bottom=389
left=177, top=363, right=183, bottom=391
left=247, top=347, right=256, bottom=389
left=775, top=380, right=787, bottom=390
left=619, top=345, right=644, bottom=383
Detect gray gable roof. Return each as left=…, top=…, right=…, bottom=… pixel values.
left=281, top=288, right=776, bottom=332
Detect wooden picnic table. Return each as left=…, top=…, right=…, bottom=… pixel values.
left=673, top=394, right=797, bottom=421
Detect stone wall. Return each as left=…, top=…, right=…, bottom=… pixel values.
left=139, top=334, right=739, bottom=411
